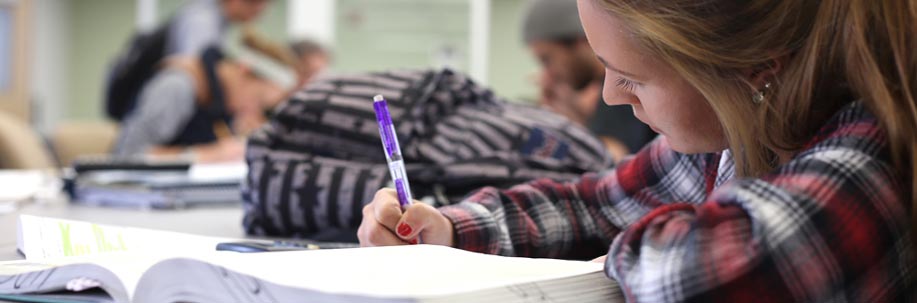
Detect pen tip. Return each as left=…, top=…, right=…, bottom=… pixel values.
left=373, top=95, right=385, bottom=102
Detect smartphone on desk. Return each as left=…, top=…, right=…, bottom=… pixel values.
left=216, top=240, right=359, bottom=253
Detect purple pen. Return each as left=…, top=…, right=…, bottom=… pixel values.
left=373, top=95, right=414, bottom=209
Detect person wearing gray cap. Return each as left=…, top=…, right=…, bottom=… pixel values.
left=523, top=0, right=655, bottom=160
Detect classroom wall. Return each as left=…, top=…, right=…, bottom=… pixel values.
left=333, top=0, right=471, bottom=73
left=30, top=0, right=70, bottom=132
left=488, top=0, right=538, bottom=103
left=66, top=0, right=135, bottom=121
left=36, top=0, right=539, bottom=125
left=332, top=0, right=539, bottom=103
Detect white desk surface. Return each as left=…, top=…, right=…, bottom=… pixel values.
left=0, top=200, right=248, bottom=261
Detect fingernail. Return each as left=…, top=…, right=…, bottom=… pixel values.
left=409, top=238, right=418, bottom=245
left=397, top=223, right=413, bottom=237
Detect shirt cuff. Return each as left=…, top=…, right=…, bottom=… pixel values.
left=439, top=202, right=503, bottom=255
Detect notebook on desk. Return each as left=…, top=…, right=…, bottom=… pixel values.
left=68, top=162, right=247, bottom=209
left=0, top=245, right=622, bottom=303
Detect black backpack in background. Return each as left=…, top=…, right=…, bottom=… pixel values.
left=104, top=24, right=170, bottom=121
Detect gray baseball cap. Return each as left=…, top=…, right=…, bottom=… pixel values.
left=522, top=0, right=586, bottom=44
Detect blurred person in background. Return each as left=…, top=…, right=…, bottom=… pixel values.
left=113, top=48, right=283, bottom=163
left=288, top=39, right=331, bottom=87
left=104, top=0, right=274, bottom=144
left=240, top=29, right=332, bottom=89
left=523, top=0, right=655, bottom=160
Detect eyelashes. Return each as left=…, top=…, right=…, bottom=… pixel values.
left=615, top=77, right=638, bottom=93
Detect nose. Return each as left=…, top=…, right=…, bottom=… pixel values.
left=601, top=77, right=636, bottom=106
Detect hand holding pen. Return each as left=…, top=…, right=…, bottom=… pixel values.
left=356, top=95, right=455, bottom=247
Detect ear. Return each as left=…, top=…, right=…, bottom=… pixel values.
left=744, top=56, right=787, bottom=90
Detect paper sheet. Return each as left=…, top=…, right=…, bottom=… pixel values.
left=0, top=171, right=45, bottom=201
left=188, top=162, right=247, bottom=182
left=0, top=170, right=61, bottom=214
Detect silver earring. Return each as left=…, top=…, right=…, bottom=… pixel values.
left=752, top=82, right=772, bottom=104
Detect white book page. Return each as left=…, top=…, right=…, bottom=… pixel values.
left=0, top=253, right=186, bottom=301
left=194, top=245, right=606, bottom=299
left=17, top=215, right=237, bottom=260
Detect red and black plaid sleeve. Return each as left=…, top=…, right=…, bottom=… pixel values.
left=440, top=135, right=720, bottom=257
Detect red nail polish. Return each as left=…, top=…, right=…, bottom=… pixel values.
left=397, top=223, right=413, bottom=237
left=409, top=238, right=418, bottom=245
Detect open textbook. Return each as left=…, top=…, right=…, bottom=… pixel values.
left=0, top=245, right=622, bottom=303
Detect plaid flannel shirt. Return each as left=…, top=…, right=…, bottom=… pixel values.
left=440, top=102, right=915, bottom=302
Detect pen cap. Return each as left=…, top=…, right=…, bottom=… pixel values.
left=372, top=95, right=402, bottom=161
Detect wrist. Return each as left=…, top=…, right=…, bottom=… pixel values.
left=439, top=203, right=501, bottom=254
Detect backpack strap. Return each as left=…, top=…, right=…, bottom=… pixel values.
left=199, top=46, right=233, bottom=134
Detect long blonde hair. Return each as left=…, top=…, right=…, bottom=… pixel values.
left=596, top=0, right=917, bottom=232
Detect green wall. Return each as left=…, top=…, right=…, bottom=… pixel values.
left=332, top=0, right=538, bottom=103
left=488, top=0, right=538, bottom=103
left=63, top=0, right=536, bottom=121
left=334, top=0, right=470, bottom=73
left=67, top=0, right=136, bottom=120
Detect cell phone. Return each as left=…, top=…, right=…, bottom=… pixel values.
left=215, top=240, right=358, bottom=253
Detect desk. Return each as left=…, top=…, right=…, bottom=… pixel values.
left=0, top=200, right=247, bottom=261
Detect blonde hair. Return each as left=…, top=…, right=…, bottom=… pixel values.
left=595, top=0, right=917, bottom=235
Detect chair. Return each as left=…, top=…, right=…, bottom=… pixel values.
left=0, top=110, right=55, bottom=169
left=50, top=120, right=119, bottom=167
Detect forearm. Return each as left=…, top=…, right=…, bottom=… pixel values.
left=439, top=138, right=692, bottom=258
left=440, top=173, right=624, bottom=259
left=146, top=137, right=245, bottom=163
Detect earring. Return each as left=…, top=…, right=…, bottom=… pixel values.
left=752, top=82, right=772, bottom=104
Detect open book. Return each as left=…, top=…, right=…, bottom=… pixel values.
left=0, top=245, right=622, bottom=303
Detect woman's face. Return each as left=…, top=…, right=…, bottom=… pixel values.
left=577, top=0, right=727, bottom=154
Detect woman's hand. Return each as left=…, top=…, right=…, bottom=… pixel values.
left=357, top=188, right=455, bottom=247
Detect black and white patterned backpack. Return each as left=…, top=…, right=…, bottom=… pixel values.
left=242, top=69, right=613, bottom=240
